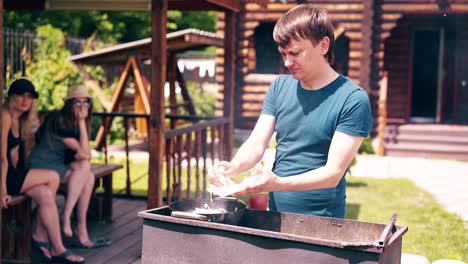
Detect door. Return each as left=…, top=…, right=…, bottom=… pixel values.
left=410, top=29, right=444, bottom=123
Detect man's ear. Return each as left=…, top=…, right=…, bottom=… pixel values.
left=320, top=37, right=330, bottom=55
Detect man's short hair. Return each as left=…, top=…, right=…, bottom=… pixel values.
left=273, top=5, right=335, bottom=64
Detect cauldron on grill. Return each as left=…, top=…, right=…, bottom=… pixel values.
left=169, top=196, right=246, bottom=225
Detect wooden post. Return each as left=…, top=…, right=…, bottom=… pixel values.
left=168, top=53, right=177, bottom=128
left=0, top=0, right=3, bottom=259
left=360, top=0, right=374, bottom=92
left=148, top=0, right=167, bottom=209
left=369, top=0, right=385, bottom=137
left=377, top=71, right=388, bottom=156
left=222, top=10, right=236, bottom=160
left=176, top=64, right=196, bottom=116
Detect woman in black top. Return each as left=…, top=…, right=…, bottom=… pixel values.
left=1, top=79, right=84, bottom=263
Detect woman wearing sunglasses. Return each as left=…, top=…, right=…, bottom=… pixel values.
left=29, top=84, right=110, bottom=254
left=2, top=79, right=85, bottom=263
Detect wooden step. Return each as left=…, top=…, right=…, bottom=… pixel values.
left=383, top=124, right=468, bottom=161
left=385, top=148, right=468, bottom=161
left=385, top=124, right=468, bottom=137
left=384, top=134, right=468, bottom=146
left=385, top=142, right=468, bottom=153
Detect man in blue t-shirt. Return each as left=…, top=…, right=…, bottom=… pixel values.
left=210, top=5, right=372, bottom=218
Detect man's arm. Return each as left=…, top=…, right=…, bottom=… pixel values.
left=236, top=131, right=363, bottom=194
left=211, top=114, right=275, bottom=184
left=230, top=115, right=275, bottom=174
left=280, top=131, right=363, bottom=190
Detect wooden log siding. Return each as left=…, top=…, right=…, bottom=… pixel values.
left=216, top=0, right=468, bottom=131
left=372, top=1, right=468, bottom=125
left=164, top=118, right=229, bottom=202
left=382, top=15, right=411, bottom=123
left=216, top=1, right=368, bottom=130
left=454, top=15, right=468, bottom=123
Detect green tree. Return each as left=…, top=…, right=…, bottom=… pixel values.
left=5, top=10, right=217, bottom=43
left=25, top=25, right=82, bottom=110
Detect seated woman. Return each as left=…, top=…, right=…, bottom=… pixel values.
left=1, top=79, right=84, bottom=263
left=29, top=84, right=110, bottom=249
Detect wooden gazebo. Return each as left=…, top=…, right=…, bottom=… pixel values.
left=1, top=0, right=249, bottom=210
left=66, top=28, right=224, bottom=148
left=1, top=1, right=275, bottom=261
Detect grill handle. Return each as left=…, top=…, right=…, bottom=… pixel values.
left=377, top=213, right=398, bottom=247
left=341, top=213, right=398, bottom=248
left=171, top=211, right=209, bottom=221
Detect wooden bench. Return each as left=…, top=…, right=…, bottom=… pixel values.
left=1, top=162, right=122, bottom=263
left=1, top=195, right=32, bottom=264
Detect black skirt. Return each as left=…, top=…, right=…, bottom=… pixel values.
left=6, top=165, right=29, bottom=195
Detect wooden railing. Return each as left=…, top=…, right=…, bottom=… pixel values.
left=37, top=111, right=229, bottom=200
left=164, top=117, right=229, bottom=202
left=92, top=112, right=228, bottom=201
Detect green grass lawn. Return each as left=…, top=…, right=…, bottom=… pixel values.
left=94, top=156, right=209, bottom=197
left=346, top=176, right=467, bottom=262
left=96, top=157, right=467, bottom=262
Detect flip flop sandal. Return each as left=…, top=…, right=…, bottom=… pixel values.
left=51, top=249, right=85, bottom=264
left=32, top=238, right=52, bottom=260
left=71, top=237, right=112, bottom=249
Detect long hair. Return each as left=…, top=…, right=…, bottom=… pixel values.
left=60, top=98, right=93, bottom=135
left=3, top=95, right=39, bottom=161
left=38, top=99, right=93, bottom=151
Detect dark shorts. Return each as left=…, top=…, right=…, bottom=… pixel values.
left=6, top=166, right=29, bottom=195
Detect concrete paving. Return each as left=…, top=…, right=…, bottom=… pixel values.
left=351, top=155, right=468, bottom=221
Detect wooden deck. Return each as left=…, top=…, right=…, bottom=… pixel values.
left=31, top=197, right=146, bottom=264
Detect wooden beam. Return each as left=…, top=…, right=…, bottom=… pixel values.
left=168, top=53, right=178, bottom=128
left=360, top=0, right=373, bottom=92
left=47, top=0, right=151, bottom=11
left=131, top=57, right=151, bottom=113
left=168, top=0, right=225, bottom=11
left=6, top=0, right=241, bottom=11
left=0, top=0, right=3, bottom=259
left=148, top=0, right=167, bottom=209
left=132, top=56, right=151, bottom=137
left=4, top=0, right=45, bottom=10
left=94, top=56, right=133, bottom=149
left=222, top=10, right=236, bottom=159
left=175, top=61, right=196, bottom=116
left=206, top=0, right=240, bottom=12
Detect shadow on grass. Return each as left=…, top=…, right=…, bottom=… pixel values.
left=347, top=181, right=368, bottom=187
left=345, top=203, right=361, bottom=220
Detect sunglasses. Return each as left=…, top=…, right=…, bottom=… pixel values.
left=72, top=99, right=91, bottom=109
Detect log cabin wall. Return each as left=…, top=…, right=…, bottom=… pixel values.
left=372, top=0, right=468, bottom=125
left=454, top=14, right=468, bottom=123
left=216, top=0, right=368, bottom=130
left=216, top=0, right=468, bottom=131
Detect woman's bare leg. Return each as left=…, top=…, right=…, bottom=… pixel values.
left=75, top=170, right=95, bottom=244
left=26, top=185, right=84, bottom=262
left=21, top=169, right=60, bottom=257
left=62, top=160, right=92, bottom=237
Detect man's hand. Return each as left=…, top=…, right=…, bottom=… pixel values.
left=233, top=165, right=280, bottom=196
left=209, top=160, right=239, bottom=187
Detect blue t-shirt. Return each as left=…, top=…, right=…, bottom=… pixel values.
left=261, top=74, right=372, bottom=218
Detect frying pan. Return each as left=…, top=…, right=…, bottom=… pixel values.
left=169, top=196, right=246, bottom=225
